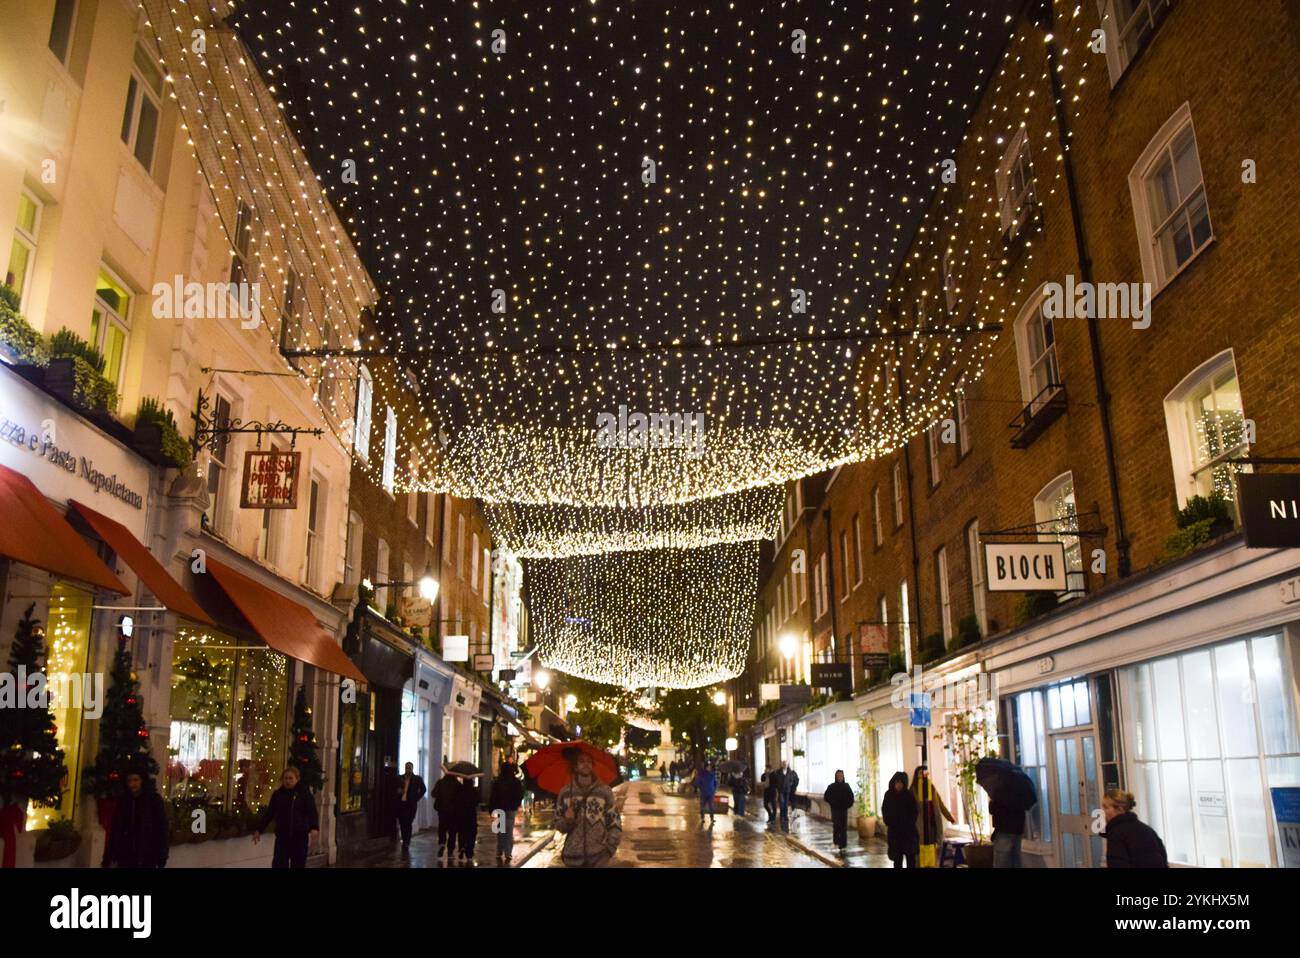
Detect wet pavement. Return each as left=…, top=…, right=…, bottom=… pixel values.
left=335, top=804, right=555, bottom=868
left=522, top=779, right=831, bottom=868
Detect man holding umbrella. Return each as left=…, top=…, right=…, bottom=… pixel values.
left=533, top=744, right=622, bottom=867
left=976, top=757, right=1037, bottom=868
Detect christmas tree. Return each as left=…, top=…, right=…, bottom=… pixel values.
left=288, top=685, right=323, bottom=791
left=0, top=606, right=67, bottom=810
left=84, top=636, right=158, bottom=800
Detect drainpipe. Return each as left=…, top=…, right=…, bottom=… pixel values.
left=1040, top=3, right=1132, bottom=577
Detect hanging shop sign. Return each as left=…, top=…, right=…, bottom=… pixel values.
left=810, top=662, right=852, bottom=692
left=984, top=541, right=1067, bottom=591
left=908, top=692, right=932, bottom=729
left=1238, top=473, right=1300, bottom=548
left=759, top=682, right=780, bottom=702
left=736, top=707, right=758, bottom=722
left=858, top=623, right=888, bottom=654
left=778, top=684, right=812, bottom=706
left=473, top=653, right=495, bottom=673
left=443, top=634, right=470, bottom=662
left=398, top=596, right=433, bottom=627
left=239, top=449, right=301, bottom=509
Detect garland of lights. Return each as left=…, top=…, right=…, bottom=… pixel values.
left=527, top=541, right=758, bottom=689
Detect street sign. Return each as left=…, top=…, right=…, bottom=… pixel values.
left=443, top=634, right=469, bottom=662
left=810, top=662, right=852, bottom=692
left=861, top=652, right=890, bottom=671
left=779, top=684, right=812, bottom=706
left=984, top=541, right=1068, bottom=591
left=239, top=449, right=301, bottom=509
left=736, top=707, right=758, bottom=722
left=908, top=692, right=932, bottom=729
left=1238, top=473, right=1300, bottom=548
left=759, top=682, right=780, bottom=702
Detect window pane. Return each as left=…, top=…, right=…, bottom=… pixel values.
left=232, top=647, right=288, bottom=813
left=102, top=323, right=126, bottom=387
left=1060, top=682, right=1076, bottom=728
left=1214, top=641, right=1258, bottom=757
left=15, top=193, right=38, bottom=235
left=1160, top=760, right=1195, bottom=865
left=134, top=46, right=164, bottom=95
left=1073, top=681, right=1091, bottom=726
left=120, top=77, right=138, bottom=144
left=1252, top=634, right=1300, bottom=756
left=49, top=0, right=77, bottom=62
left=1191, top=760, right=1231, bottom=867
left=134, top=98, right=159, bottom=171
left=168, top=629, right=237, bottom=807
left=1225, top=757, right=1269, bottom=867
left=1128, top=663, right=1158, bottom=760
left=1171, top=126, right=1200, bottom=199
left=1147, top=154, right=1180, bottom=224
left=1047, top=684, right=1062, bottom=731
left=1183, top=649, right=1220, bottom=759
left=6, top=241, right=31, bottom=298
left=95, top=270, right=130, bottom=316
left=1134, top=761, right=1164, bottom=843
left=1153, top=658, right=1186, bottom=760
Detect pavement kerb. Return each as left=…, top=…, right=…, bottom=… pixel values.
left=773, top=830, right=846, bottom=868
left=512, top=829, right=555, bottom=867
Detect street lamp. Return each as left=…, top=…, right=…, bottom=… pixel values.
left=565, top=693, right=578, bottom=710
left=712, top=690, right=726, bottom=707
left=534, top=669, right=551, bottom=690
left=417, top=567, right=439, bottom=601
left=778, top=632, right=797, bottom=660
left=725, top=736, right=738, bottom=753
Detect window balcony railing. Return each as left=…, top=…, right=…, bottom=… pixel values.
left=1009, top=382, right=1067, bottom=449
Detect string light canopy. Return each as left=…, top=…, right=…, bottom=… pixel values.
left=526, top=541, right=759, bottom=689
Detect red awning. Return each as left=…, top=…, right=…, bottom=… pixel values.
left=0, top=462, right=127, bottom=594
left=204, top=556, right=365, bottom=683
left=67, top=500, right=214, bottom=626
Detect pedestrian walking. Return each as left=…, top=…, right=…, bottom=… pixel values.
left=554, top=749, right=622, bottom=867
left=1101, top=789, right=1168, bottom=868
left=696, top=761, right=718, bottom=824
left=881, top=771, right=919, bottom=868
left=911, top=766, right=953, bottom=868
left=761, top=764, right=779, bottom=822
left=102, top=765, right=169, bottom=868
left=990, top=797, right=1025, bottom=868
left=252, top=765, right=320, bottom=868
left=730, top=766, right=748, bottom=816
left=823, top=769, right=855, bottom=854
left=394, top=761, right=426, bottom=854
left=779, top=760, right=800, bottom=832
left=452, top=772, right=481, bottom=864
left=432, top=769, right=460, bottom=858
left=659, top=763, right=667, bottom=782
left=489, top=761, right=525, bottom=866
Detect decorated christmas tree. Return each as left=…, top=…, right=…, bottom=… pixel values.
left=0, top=605, right=67, bottom=811
left=84, top=636, right=158, bottom=801
left=288, top=685, right=323, bottom=791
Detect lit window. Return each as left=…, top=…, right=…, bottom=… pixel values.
left=1013, top=288, right=1062, bottom=408
left=927, top=423, right=941, bottom=487
left=1034, top=472, right=1085, bottom=594
left=354, top=364, right=373, bottom=461
left=90, top=267, right=131, bottom=397
left=381, top=405, right=397, bottom=493
left=1097, top=0, right=1174, bottom=84
left=956, top=393, right=971, bottom=455
left=1130, top=104, right=1212, bottom=290
left=1163, top=350, right=1248, bottom=508
left=5, top=190, right=41, bottom=308
left=892, top=461, right=904, bottom=527
left=121, top=45, right=163, bottom=174
left=344, top=511, right=363, bottom=584
left=872, top=487, right=882, bottom=546
left=375, top=538, right=390, bottom=609
left=966, top=520, right=987, bottom=637
left=936, top=547, right=952, bottom=644
left=899, top=580, right=911, bottom=671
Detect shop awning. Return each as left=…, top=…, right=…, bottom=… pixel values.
left=0, top=462, right=127, bottom=594
left=67, top=500, right=214, bottom=625
left=204, top=556, right=366, bottom=683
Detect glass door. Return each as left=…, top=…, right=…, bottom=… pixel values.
left=1051, top=730, right=1104, bottom=867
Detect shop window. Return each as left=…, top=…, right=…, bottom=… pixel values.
left=6, top=189, right=41, bottom=308
left=1045, top=678, right=1092, bottom=730
left=1034, top=472, right=1085, bottom=594
left=120, top=45, right=162, bottom=175
left=1129, top=103, right=1212, bottom=291
left=168, top=629, right=236, bottom=807
left=90, top=267, right=131, bottom=397
left=339, top=691, right=369, bottom=812
left=1118, top=632, right=1299, bottom=867
left=26, top=583, right=94, bottom=830
left=231, top=647, right=288, bottom=812
left=1010, top=691, right=1052, bottom=843
left=1096, top=0, right=1174, bottom=85
left=1163, top=350, right=1248, bottom=509
left=48, top=0, right=78, bottom=65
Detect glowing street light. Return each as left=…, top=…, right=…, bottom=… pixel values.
left=565, top=693, right=578, bottom=710
left=535, top=670, right=551, bottom=690
left=779, top=632, right=798, bottom=660
left=712, top=690, right=727, bottom=706
left=725, top=737, right=738, bottom=752
left=417, top=567, right=440, bottom=601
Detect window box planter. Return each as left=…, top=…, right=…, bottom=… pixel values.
left=132, top=418, right=192, bottom=469
left=44, top=356, right=117, bottom=414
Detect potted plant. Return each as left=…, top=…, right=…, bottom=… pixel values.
left=1013, top=590, right=1058, bottom=625
left=46, top=328, right=118, bottom=413
left=946, top=708, right=998, bottom=867
left=920, top=632, right=946, bottom=663
left=1161, top=492, right=1235, bottom=560
left=33, top=817, right=82, bottom=862
left=856, top=719, right=880, bottom=838
left=0, top=284, right=49, bottom=367
left=957, top=614, right=982, bottom=648
left=132, top=396, right=193, bottom=469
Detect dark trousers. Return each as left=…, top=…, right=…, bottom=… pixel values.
left=831, top=809, right=849, bottom=848
left=893, top=846, right=918, bottom=868
left=764, top=789, right=776, bottom=819
left=438, top=816, right=457, bottom=853
left=397, top=806, right=417, bottom=845
left=272, top=833, right=308, bottom=868
left=458, top=817, right=477, bottom=857
left=778, top=791, right=791, bottom=830
left=733, top=788, right=746, bottom=816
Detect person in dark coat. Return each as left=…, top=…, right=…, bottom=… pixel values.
left=696, top=762, right=718, bottom=824
left=488, top=762, right=525, bottom=866
left=990, top=798, right=1026, bottom=868
left=730, top=766, right=748, bottom=817
left=880, top=771, right=920, bottom=868
left=1102, top=789, right=1168, bottom=868
left=252, top=766, right=320, bottom=868
left=761, top=765, right=781, bottom=823
left=432, top=769, right=460, bottom=858
left=778, top=761, right=800, bottom=832
left=394, top=762, right=426, bottom=853
left=823, top=769, right=856, bottom=853
left=451, top=773, right=481, bottom=864
left=102, top=769, right=169, bottom=868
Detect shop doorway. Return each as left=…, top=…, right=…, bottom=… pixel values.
left=1049, top=729, right=1104, bottom=867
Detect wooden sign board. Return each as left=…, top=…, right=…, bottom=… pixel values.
left=240, top=449, right=301, bottom=509
left=398, top=596, right=432, bottom=627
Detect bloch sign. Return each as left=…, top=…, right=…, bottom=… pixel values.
left=984, top=541, right=1068, bottom=592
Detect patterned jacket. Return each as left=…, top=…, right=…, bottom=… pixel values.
left=554, top=779, right=622, bottom=866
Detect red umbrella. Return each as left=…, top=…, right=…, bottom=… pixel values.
left=524, top=740, right=618, bottom=795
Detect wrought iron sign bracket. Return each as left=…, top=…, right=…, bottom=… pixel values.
left=190, top=388, right=324, bottom=455
left=979, top=510, right=1108, bottom=541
